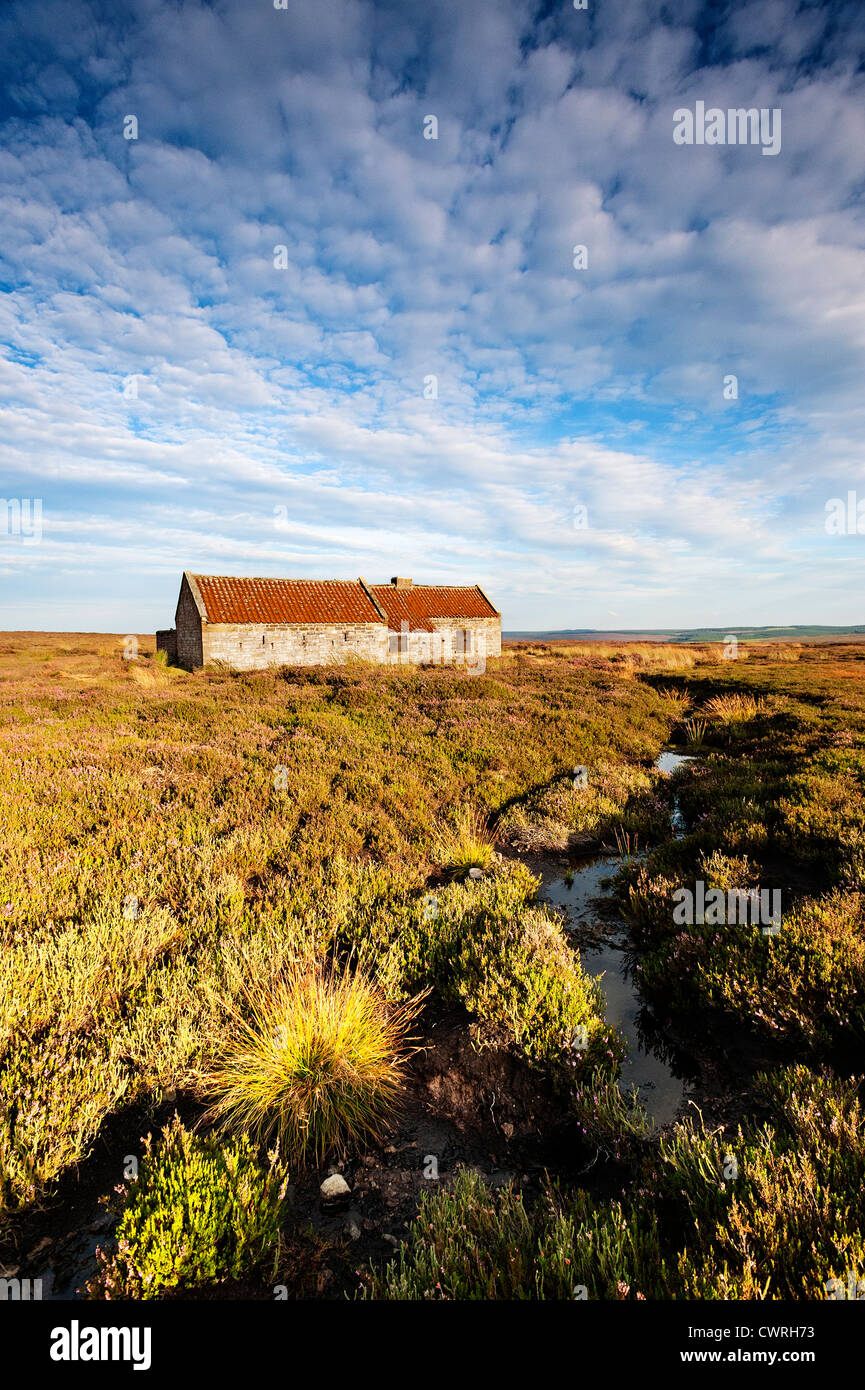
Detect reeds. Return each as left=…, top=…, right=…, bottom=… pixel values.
left=614, top=826, right=639, bottom=860
left=683, top=716, right=707, bottom=748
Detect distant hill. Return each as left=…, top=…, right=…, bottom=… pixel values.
left=503, top=625, right=865, bottom=643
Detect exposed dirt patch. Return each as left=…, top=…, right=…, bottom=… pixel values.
left=409, top=1010, right=566, bottom=1141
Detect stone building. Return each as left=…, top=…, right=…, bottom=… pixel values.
left=156, top=572, right=501, bottom=671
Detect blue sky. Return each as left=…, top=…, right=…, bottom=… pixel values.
left=1, top=0, right=864, bottom=632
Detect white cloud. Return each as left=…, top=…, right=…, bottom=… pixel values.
left=1, top=0, right=864, bottom=628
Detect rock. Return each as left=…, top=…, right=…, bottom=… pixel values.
left=468, top=867, right=483, bottom=879
left=501, top=1122, right=514, bottom=1139
left=382, top=1233, right=399, bottom=1246
left=319, top=1174, right=351, bottom=1208
left=345, top=1221, right=362, bottom=1241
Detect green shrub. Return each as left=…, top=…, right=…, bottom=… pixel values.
left=453, top=905, right=621, bottom=1071
left=89, top=1116, right=288, bottom=1298
left=667, top=1067, right=865, bottom=1299
left=626, top=866, right=865, bottom=1050
left=363, top=1168, right=668, bottom=1300
left=366, top=1067, right=865, bottom=1301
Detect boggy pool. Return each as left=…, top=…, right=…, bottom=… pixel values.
left=542, top=750, right=697, bottom=1126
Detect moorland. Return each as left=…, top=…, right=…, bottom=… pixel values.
left=0, top=632, right=862, bottom=1300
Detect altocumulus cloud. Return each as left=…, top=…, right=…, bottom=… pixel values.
left=0, top=0, right=864, bottom=630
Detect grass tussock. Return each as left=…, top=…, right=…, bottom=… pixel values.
left=434, top=806, right=496, bottom=877
left=657, top=685, right=692, bottom=717
left=703, top=692, right=766, bottom=724
left=204, top=962, right=425, bottom=1166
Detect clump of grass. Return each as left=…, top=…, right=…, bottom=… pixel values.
left=704, top=693, right=766, bottom=724
left=88, top=1115, right=288, bottom=1299
left=657, top=685, right=691, bottom=717
left=205, top=962, right=424, bottom=1166
left=434, top=806, right=495, bottom=877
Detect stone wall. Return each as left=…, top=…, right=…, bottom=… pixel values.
left=156, top=629, right=177, bottom=662
left=388, top=617, right=501, bottom=668
left=459, top=616, right=501, bottom=660
left=175, top=578, right=204, bottom=669
left=168, top=598, right=502, bottom=673
left=201, top=621, right=390, bottom=669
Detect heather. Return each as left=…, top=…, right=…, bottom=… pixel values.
left=0, top=632, right=862, bottom=1303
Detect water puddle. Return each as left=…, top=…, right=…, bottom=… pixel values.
left=656, top=749, right=693, bottom=838
left=541, top=748, right=698, bottom=1126
left=655, top=750, right=692, bottom=775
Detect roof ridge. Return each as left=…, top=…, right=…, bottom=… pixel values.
left=191, top=574, right=485, bottom=589
left=190, top=574, right=361, bottom=584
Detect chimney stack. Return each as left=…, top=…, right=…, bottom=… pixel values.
left=391, top=576, right=413, bottom=589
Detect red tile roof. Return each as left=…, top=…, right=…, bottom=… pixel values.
left=192, top=575, right=383, bottom=626
left=371, top=584, right=499, bottom=632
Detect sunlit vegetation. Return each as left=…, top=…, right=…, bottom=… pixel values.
left=0, top=631, right=863, bottom=1301
left=0, top=632, right=668, bottom=1216
left=205, top=961, right=425, bottom=1165
left=433, top=805, right=496, bottom=876
left=88, top=1116, right=289, bottom=1299
left=368, top=1067, right=865, bottom=1301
